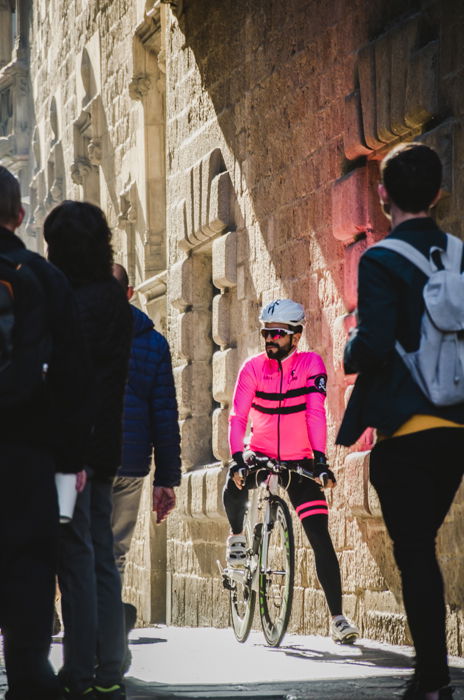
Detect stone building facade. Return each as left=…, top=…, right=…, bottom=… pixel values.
left=2, top=0, right=464, bottom=653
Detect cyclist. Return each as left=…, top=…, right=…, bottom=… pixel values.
left=223, top=298, right=359, bottom=644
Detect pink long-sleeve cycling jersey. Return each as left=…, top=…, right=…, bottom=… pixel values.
left=228, top=349, right=327, bottom=460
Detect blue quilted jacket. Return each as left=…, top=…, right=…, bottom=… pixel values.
left=118, top=305, right=181, bottom=485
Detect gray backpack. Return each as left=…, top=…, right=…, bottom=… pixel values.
left=374, top=234, right=464, bottom=407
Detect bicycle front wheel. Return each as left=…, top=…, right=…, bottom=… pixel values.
left=259, top=496, right=294, bottom=646
left=229, top=510, right=256, bottom=643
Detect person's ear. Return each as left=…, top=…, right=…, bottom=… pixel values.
left=430, top=189, right=441, bottom=208
left=127, top=286, right=134, bottom=301
left=292, top=332, right=301, bottom=347
left=378, top=183, right=390, bottom=206
left=16, top=207, right=25, bottom=228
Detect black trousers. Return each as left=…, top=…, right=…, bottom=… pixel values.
left=0, top=444, right=61, bottom=700
left=58, top=477, right=125, bottom=694
left=370, top=428, right=464, bottom=691
left=223, top=468, right=342, bottom=616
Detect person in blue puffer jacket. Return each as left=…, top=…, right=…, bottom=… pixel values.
left=111, top=264, right=181, bottom=654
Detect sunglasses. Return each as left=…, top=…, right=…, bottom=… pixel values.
left=260, top=328, right=295, bottom=340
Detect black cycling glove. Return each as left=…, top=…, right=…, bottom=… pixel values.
left=230, top=451, right=247, bottom=474
left=313, top=450, right=336, bottom=486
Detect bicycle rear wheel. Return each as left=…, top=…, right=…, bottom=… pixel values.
left=259, top=496, right=294, bottom=647
left=229, top=510, right=256, bottom=643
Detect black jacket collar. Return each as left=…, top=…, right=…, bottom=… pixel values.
left=0, top=226, right=26, bottom=254
left=387, top=217, right=446, bottom=257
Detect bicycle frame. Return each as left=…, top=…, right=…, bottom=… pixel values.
left=223, top=471, right=280, bottom=586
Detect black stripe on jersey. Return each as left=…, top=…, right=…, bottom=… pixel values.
left=255, top=387, right=317, bottom=401
left=251, top=402, right=307, bottom=415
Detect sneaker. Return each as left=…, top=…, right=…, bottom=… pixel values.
left=94, top=684, right=126, bottom=699
left=226, top=534, right=247, bottom=567
left=402, top=677, right=454, bottom=699
left=331, top=615, right=359, bottom=644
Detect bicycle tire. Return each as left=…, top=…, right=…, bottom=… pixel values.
left=258, top=495, right=294, bottom=647
left=229, top=510, right=256, bottom=643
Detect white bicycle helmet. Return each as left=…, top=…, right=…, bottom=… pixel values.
left=259, top=299, right=305, bottom=327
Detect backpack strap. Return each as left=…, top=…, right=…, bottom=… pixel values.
left=372, top=238, right=433, bottom=277
left=442, top=233, right=464, bottom=273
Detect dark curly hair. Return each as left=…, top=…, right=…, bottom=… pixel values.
left=44, top=200, right=114, bottom=285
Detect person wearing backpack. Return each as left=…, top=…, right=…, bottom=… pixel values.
left=44, top=202, right=132, bottom=700
left=0, top=167, right=90, bottom=699
left=337, top=143, right=464, bottom=700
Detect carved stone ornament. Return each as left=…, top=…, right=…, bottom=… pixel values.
left=129, top=74, right=151, bottom=101
left=87, top=137, right=102, bottom=166
left=70, top=157, right=92, bottom=185
left=118, top=192, right=137, bottom=227
left=49, top=177, right=63, bottom=204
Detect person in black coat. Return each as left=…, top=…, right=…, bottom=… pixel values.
left=0, top=168, right=90, bottom=700
left=337, top=144, right=464, bottom=700
left=44, top=202, right=132, bottom=700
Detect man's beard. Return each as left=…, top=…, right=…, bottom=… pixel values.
left=265, top=342, right=293, bottom=361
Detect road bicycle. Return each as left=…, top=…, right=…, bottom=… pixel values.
left=219, top=452, right=326, bottom=647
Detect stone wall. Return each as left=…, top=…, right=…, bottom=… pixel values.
left=165, top=0, right=464, bottom=652
left=2, top=0, right=464, bottom=651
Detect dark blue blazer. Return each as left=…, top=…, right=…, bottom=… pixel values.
left=119, top=305, right=181, bottom=486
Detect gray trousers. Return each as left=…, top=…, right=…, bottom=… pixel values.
left=112, top=476, right=145, bottom=577
left=58, top=477, right=125, bottom=693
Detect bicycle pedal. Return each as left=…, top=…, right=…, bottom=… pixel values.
left=222, top=576, right=234, bottom=591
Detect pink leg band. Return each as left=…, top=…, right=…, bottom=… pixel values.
left=295, top=500, right=327, bottom=515
left=299, top=508, right=329, bottom=520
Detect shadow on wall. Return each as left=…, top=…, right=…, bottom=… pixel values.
left=172, top=0, right=464, bottom=623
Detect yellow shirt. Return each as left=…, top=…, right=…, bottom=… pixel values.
left=392, top=414, right=464, bottom=437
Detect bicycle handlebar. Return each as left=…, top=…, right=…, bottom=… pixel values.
left=239, top=451, right=329, bottom=486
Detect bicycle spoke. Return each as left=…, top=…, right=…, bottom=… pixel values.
left=229, top=510, right=257, bottom=643
left=259, top=497, right=294, bottom=647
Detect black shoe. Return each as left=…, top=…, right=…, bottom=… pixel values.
left=121, top=647, right=132, bottom=675
left=122, top=603, right=137, bottom=674
left=402, top=677, right=454, bottom=698
left=123, top=603, right=137, bottom=633
left=94, top=684, right=126, bottom=699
